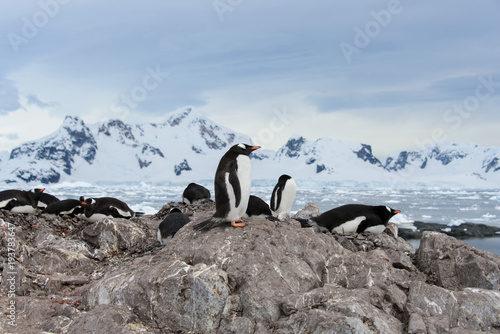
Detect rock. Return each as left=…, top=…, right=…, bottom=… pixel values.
left=81, top=217, right=154, bottom=256
left=398, top=221, right=500, bottom=239
left=2, top=203, right=500, bottom=333
left=292, top=202, right=321, bottom=220
left=416, top=231, right=500, bottom=290
left=407, top=281, right=500, bottom=332
left=66, top=304, right=149, bottom=334
left=83, top=259, right=230, bottom=333
left=407, top=313, right=427, bottom=334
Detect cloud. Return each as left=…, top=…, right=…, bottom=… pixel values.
left=0, top=80, right=21, bottom=114
left=0, top=133, right=19, bottom=140
left=26, top=94, right=58, bottom=109
left=0, top=1, right=499, bottom=154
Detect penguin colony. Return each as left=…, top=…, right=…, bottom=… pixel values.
left=0, top=143, right=401, bottom=245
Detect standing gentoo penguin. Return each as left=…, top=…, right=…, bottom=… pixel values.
left=83, top=197, right=135, bottom=222
left=43, top=197, right=86, bottom=217
left=0, top=188, right=45, bottom=214
left=157, top=207, right=191, bottom=245
left=297, top=204, right=400, bottom=234
left=182, top=183, right=211, bottom=204
left=270, top=174, right=297, bottom=219
left=193, top=143, right=260, bottom=231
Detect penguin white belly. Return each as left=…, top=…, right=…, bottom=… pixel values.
left=363, top=224, right=386, bottom=234
left=333, top=216, right=366, bottom=234
left=276, top=179, right=297, bottom=215
left=225, top=155, right=251, bottom=222
left=60, top=208, right=77, bottom=215
left=157, top=229, right=172, bottom=245
left=86, top=213, right=109, bottom=222
left=11, top=205, right=37, bottom=214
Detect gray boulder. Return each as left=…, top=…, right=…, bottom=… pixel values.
left=416, top=231, right=500, bottom=290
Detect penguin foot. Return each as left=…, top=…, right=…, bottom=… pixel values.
left=231, top=220, right=246, bottom=227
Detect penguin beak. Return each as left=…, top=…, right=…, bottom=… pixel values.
left=394, top=210, right=400, bottom=214
left=251, top=146, right=261, bottom=150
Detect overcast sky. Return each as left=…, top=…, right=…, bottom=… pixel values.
left=1, top=0, right=499, bottom=158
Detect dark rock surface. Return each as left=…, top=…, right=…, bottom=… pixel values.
left=398, top=220, right=500, bottom=239
left=1, top=203, right=499, bottom=333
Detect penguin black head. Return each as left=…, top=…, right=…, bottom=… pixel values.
left=278, top=174, right=292, bottom=182
left=169, top=207, right=182, bottom=214
left=230, top=143, right=261, bottom=156
left=377, top=206, right=400, bottom=220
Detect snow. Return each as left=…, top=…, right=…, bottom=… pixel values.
left=1, top=107, right=500, bottom=188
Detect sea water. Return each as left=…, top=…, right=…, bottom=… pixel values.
left=5, top=182, right=499, bottom=255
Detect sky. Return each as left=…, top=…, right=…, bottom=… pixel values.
left=1, top=0, right=499, bottom=158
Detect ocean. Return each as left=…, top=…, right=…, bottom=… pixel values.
left=7, top=182, right=500, bottom=255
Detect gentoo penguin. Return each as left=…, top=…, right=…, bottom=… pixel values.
left=37, top=191, right=60, bottom=209
left=43, top=197, right=86, bottom=217
left=182, top=183, right=211, bottom=204
left=244, top=195, right=279, bottom=222
left=270, top=174, right=297, bottom=219
left=193, top=143, right=260, bottom=231
left=83, top=197, right=135, bottom=222
left=0, top=188, right=45, bottom=214
left=297, top=204, right=400, bottom=235
left=157, top=207, right=191, bottom=245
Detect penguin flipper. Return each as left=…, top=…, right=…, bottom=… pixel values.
left=228, top=161, right=241, bottom=207
left=296, top=218, right=315, bottom=228
left=265, top=215, right=280, bottom=222
left=356, top=216, right=381, bottom=233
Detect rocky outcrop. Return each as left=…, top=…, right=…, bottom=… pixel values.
left=1, top=203, right=500, bottom=333
left=416, top=231, right=500, bottom=291
left=398, top=221, right=500, bottom=239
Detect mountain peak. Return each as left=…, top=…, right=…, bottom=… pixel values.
left=166, top=106, right=203, bottom=127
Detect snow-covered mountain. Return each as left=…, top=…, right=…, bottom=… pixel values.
left=383, top=142, right=500, bottom=186
left=0, top=107, right=499, bottom=187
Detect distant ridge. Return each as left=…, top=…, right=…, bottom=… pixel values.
left=0, top=107, right=499, bottom=187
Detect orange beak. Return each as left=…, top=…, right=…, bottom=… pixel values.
left=394, top=210, right=400, bottom=214
left=251, top=146, right=261, bottom=150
